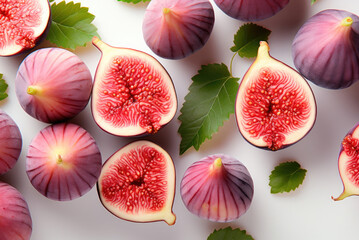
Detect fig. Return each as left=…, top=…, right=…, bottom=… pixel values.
left=0, top=110, right=22, bottom=175
left=235, top=41, right=316, bottom=150
left=91, top=37, right=177, bottom=136
left=332, top=123, right=359, bottom=201
left=26, top=123, right=102, bottom=201
left=0, top=0, right=51, bottom=56
left=15, top=47, right=93, bottom=123
left=0, top=182, right=32, bottom=240
left=97, top=140, right=176, bottom=225
left=213, top=0, right=289, bottom=21
left=292, top=9, right=359, bottom=89
left=142, top=0, right=215, bottom=59
left=180, top=154, right=253, bottom=222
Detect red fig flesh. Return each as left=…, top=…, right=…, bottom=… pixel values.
left=15, top=48, right=93, bottom=123
left=142, top=0, right=215, bottom=59
left=0, top=182, right=32, bottom=240
left=91, top=37, right=177, bottom=136
left=180, top=154, right=253, bottom=222
left=26, top=123, right=102, bottom=201
left=292, top=9, right=359, bottom=89
left=97, top=140, right=176, bottom=225
left=236, top=41, right=316, bottom=150
left=0, top=0, right=51, bottom=56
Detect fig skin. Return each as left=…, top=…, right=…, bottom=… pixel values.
left=292, top=9, right=359, bottom=89
left=15, top=48, right=93, bottom=123
left=235, top=41, right=316, bottom=151
left=180, top=154, right=254, bottom=222
left=214, top=0, right=289, bottom=21
left=91, top=37, right=177, bottom=137
left=0, top=0, right=51, bottom=57
left=26, top=123, right=102, bottom=201
left=142, top=0, right=215, bottom=59
left=0, top=110, right=22, bottom=175
left=0, top=182, right=32, bottom=240
left=97, top=140, right=176, bottom=225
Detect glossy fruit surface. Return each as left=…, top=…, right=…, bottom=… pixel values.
left=92, top=37, right=177, bottom=136
left=26, top=123, right=102, bottom=201
left=236, top=41, right=316, bottom=150
left=0, top=182, right=32, bottom=240
left=180, top=154, right=253, bottom=222
left=142, top=0, right=215, bottom=59
left=97, top=140, right=176, bottom=225
left=0, top=110, right=22, bottom=175
left=15, top=48, right=93, bottom=123
left=292, top=9, right=359, bottom=89
left=214, top=0, right=289, bottom=21
left=0, top=0, right=51, bottom=56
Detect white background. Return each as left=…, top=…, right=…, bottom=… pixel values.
left=1, top=0, right=359, bottom=239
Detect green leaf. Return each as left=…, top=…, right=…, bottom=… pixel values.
left=0, top=74, right=8, bottom=101
left=311, top=0, right=318, bottom=4
left=208, top=227, right=254, bottom=240
left=269, top=161, right=307, bottom=194
left=46, top=1, right=99, bottom=49
left=117, top=0, right=150, bottom=3
left=230, top=23, right=271, bottom=58
left=178, top=63, right=239, bottom=155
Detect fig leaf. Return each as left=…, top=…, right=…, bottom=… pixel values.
left=117, top=0, right=150, bottom=3
left=0, top=74, right=8, bottom=101
left=230, top=23, right=271, bottom=58
left=269, top=161, right=307, bottom=194
left=47, top=1, right=99, bottom=49
left=311, top=0, right=318, bottom=4
left=208, top=227, right=254, bottom=240
left=178, top=63, right=239, bottom=155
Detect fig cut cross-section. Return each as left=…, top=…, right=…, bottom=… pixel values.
left=97, top=140, right=176, bottom=225
left=91, top=37, right=177, bottom=137
left=235, top=41, right=316, bottom=150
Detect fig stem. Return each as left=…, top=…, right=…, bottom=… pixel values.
left=331, top=190, right=352, bottom=201
left=164, top=212, right=176, bottom=225
left=341, top=17, right=353, bottom=27
left=56, top=154, right=63, bottom=164
left=258, top=41, right=271, bottom=59
left=163, top=8, right=171, bottom=14
left=92, top=36, right=111, bottom=52
left=27, top=85, right=42, bottom=95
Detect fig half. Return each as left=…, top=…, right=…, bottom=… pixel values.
left=97, top=140, right=176, bottom=225
left=92, top=37, right=177, bottom=136
left=0, top=0, right=51, bottom=56
left=235, top=41, right=316, bottom=150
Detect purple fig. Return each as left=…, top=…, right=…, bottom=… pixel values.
left=180, top=154, right=253, bottom=222
left=214, top=0, right=289, bottom=21
left=15, top=48, right=93, bottom=123
left=0, top=110, right=22, bottom=175
left=142, top=0, right=215, bottom=59
left=0, top=182, right=32, bottom=240
left=0, top=0, right=51, bottom=56
left=26, top=123, right=102, bottom=201
left=292, top=9, right=359, bottom=89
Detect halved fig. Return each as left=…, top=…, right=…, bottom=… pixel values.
left=142, top=0, right=215, bottom=59
left=180, top=154, right=253, bottom=222
left=97, top=140, right=176, bottom=225
left=91, top=37, right=177, bottom=136
left=0, top=0, right=51, bottom=56
left=0, top=182, right=32, bottom=240
left=26, top=123, right=102, bottom=201
left=292, top=9, right=359, bottom=89
left=0, top=110, right=22, bottom=175
left=333, top=123, right=359, bottom=201
left=235, top=41, right=316, bottom=150
left=15, top=48, right=93, bottom=123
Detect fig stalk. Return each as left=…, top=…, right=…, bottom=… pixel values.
left=27, top=86, right=42, bottom=95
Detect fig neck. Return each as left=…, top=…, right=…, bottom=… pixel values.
left=257, top=41, right=271, bottom=60
left=92, top=36, right=111, bottom=53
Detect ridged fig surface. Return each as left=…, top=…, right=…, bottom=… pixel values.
left=0, top=0, right=51, bottom=56
left=236, top=41, right=316, bottom=151
left=180, top=154, right=253, bottom=222
left=292, top=9, right=359, bottom=89
left=15, top=48, right=93, bottom=123
left=0, top=182, right=32, bottom=240
left=142, top=0, right=215, bottom=59
left=91, top=37, right=177, bottom=137
left=26, top=123, right=102, bottom=201
left=0, top=110, right=22, bottom=175
left=214, top=0, right=289, bottom=21
left=98, top=140, right=176, bottom=225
